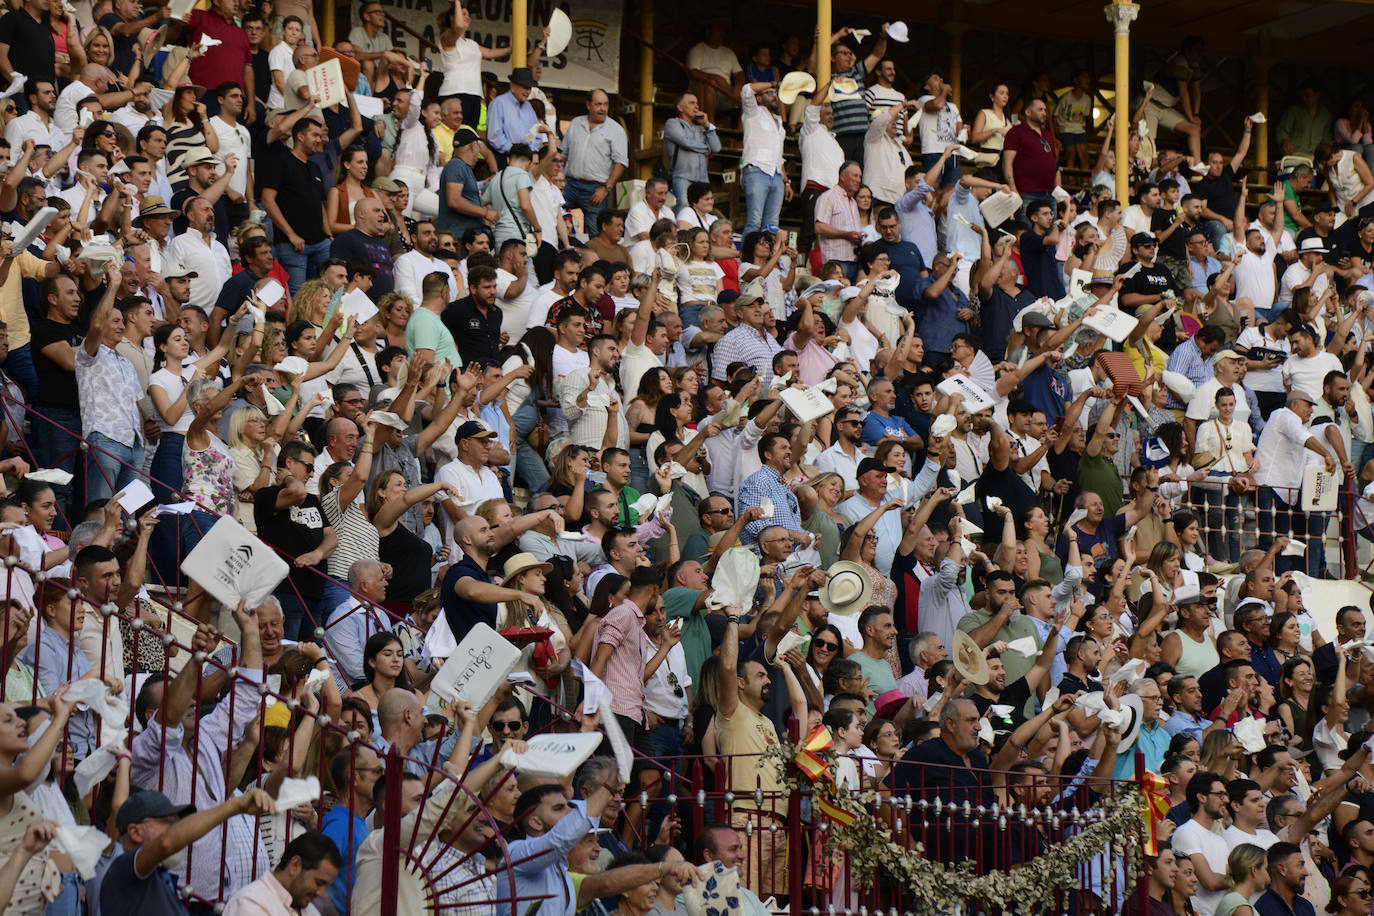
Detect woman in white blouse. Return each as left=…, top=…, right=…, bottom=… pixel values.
left=390, top=81, right=442, bottom=215
left=147, top=322, right=236, bottom=499
left=437, top=2, right=508, bottom=127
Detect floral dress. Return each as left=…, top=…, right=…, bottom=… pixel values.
left=183, top=433, right=236, bottom=516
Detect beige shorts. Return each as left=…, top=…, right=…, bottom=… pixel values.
left=1145, top=100, right=1188, bottom=134
left=730, top=808, right=787, bottom=898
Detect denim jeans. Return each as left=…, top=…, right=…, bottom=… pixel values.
left=32, top=405, right=82, bottom=512
left=277, top=591, right=312, bottom=642
left=671, top=176, right=694, bottom=212
left=512, top=396, right=551, bottom=491
left=1201, top=218, right=1235, bottom=257
left=3, top=343, right=36, bottom=398
left=84, top=432, right=145, bottom=505
left=741, top=165, right=784, bottom=235
left=149, top=431, right=185, bottom=502
left=274, top=238, right=333, bottom=295
left=921, top=151, right=961, bottom=188
left=1198, top=477, right=1241, bottom=563
left=564, top=177, right=611, bottom=236
left=1258, top=487, right=1324, bottom=575
left=679, top=304, right=704, bottom=328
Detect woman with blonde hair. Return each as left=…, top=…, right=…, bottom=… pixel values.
left=227, top=387, right=309, bottom=532
left=1215, top=843, right=1269, bottom=916
left=378, top=292, right=413, bottom=349
left=798, top=471, right=844, bottom=566
left=1199, top=729, right=1242, bottom=781
left=286, top=279, right=334, bottom=333
left=82, top=26, right=115, bottom=72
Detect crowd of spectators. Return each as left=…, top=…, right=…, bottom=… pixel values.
left=2, top=2, right=1374, bottom=915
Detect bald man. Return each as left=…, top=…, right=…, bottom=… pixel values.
left=330, top=197, right=396, bottom=301
left=378, top=688, right=424, bottom=759
left=440, top=516, right=549, bottom=644
left=55, top=63, right=125, bottom=137
left=310, top=417, right=360, bottom=493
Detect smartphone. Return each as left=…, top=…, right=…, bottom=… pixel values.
left=1052, top=416, right=1066, bottom=436
left=787, top=230, right=798, bottom=250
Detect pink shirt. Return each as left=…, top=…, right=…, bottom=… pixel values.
left=784, top=331, right=839, bottom=386
left=814, top=186, right=860, bottom=265
left=593, top=599, right=649, bottom=721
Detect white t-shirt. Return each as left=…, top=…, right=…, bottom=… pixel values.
left=1185, top=380, right=1251, bottom=427
left=685, top=43, right=742, bottom=81
left=148, top=366, right=194, bottom=434
left=495, top=269, right=539, bottom=345
left=1278, top=259, right=1329, bottom=307
left=625, top=200, right=674, bottom=241
left=1282, top=351, right=1343, bottom=401
left=1172, top=818, right=1230, bottom=916
left=1235, top=326, right=1289, bottom=393
left=528, top=281, right=566, bottom=330
left=676, top=260, right=723, bottom=303
left=436, top=457, right=503, bottom=515
left=1234, top=247, right=1277, bottom=313
left=1220, top=825, right=1279, bottom=851
left=1122, top=205, right=1152, bottom=235
left=912, top=96, right=960, bottom=155
left=210, top=117, right=251, bottom=196
left=550, top=344, right=589, bottom=435
left=620, top=341, right=663, bottom=399
left=267, top=43, right=296, bottom=109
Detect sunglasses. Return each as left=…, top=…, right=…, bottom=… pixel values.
left=813, top=640, right=839, bottom=652
left=492, top=720, right=524, bottom=732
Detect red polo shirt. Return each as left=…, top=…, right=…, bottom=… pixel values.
left=187, top=9, right=251, bottom=91
left=1004, top=122, right=1059, bottom=194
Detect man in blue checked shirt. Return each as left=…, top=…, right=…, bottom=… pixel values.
left=735, top=432, right=816, bottom=552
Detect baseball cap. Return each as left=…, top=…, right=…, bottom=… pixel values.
left=1214, top=349, right=1243, bottom=361
left=857, top=457, right=889, bottom=478
left=161, top=262, right=199, bottom=280
left=453, top=126, right=481, bottom=149
left=455, top=420, right=497, bottom=441
left=735, top=281, right=765, bottom=306
left=370, top=411, right=407, bottom=431
left=116, top=790, right=196, bottom=834
left=369, top=177, right=403, bottom=193
left=1131, top=232, right=1158, bottom=247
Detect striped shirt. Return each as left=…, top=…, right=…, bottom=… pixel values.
left=831, top=62, right=869, bottom=137
left=814, top=185, right=861, bottom=264
left=712, top=323, right=783, bottom=388
left=320, top=487, right=380, bottom=580
left=863, top=83, right=907, bottom=131
left=593, top=600, right=649, bottom=721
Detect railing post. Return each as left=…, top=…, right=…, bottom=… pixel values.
left=1344, top=476, right=1358, bottom=579
left=380, top=743, right=403, bottom=916
left=1135, top=748, right=1149, bottom=916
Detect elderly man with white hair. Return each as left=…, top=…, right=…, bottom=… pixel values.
left=54, top=63, right=128, bottom=139
left=323, top=559, right=392, bottom=688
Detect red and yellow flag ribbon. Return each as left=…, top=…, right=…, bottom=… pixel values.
left=816, top=794, right=857, bottom=826
left=1141, top=770, right=1171, bottom=855
left=794, top=725, right=834, bottom=783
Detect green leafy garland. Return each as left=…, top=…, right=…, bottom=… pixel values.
left=764, top=741, right=1147, bottom=912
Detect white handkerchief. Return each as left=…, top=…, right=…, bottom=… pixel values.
left=1234, top=716, right=1266, bottom=754
left=305, top=668, right=331, bottom=689
left=1108, top=658, right=1146, bottom=686
left=1042, top=686, right=1061, bottom=709
left=54, top=826, right=112, bottom=880
left=1249, top=112, right=1267, bottom=123
left=24, top=468, right=73, bottom=485
left=977, top=718, right=994, bottom=744
left=775, top=630, right=808, bottom=660
left=989, top=704, right=1014, bottom=720
left=274, top=776, right=322, bottom=810
left=600, top=699, right=633, bottom=783
left=1004, top=636, right=1039, bottom=656
left=1281, top=539, right=1308, bottom=557
left=572, top=660, right=613, bottom=714
left=73, top=747, right=117, bottom=797
left=506, top=671, right=536, bottom=684
left=62, top=677, right=112, bottom=716
left=12, top=524, right=44, bottom=569
left=758, top=498, right=774, bottom=519
left=0, top=74, right=25, bottom=101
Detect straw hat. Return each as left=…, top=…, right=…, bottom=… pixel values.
left=502, top=552, right=553, bottom=586
left=778, top=71, right=816, bottom=105
left=818, top=561, right=872, bottom=615
left=952, top=630, right=990, bottom=685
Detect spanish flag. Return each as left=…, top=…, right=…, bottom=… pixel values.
left=816, top=794, right=857, bottom=827
left=1141, top=771, right=1171, bottom=855
left=795, top=726, right=834, bottom=782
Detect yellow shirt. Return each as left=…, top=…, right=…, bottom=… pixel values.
left=3, top=252, right=52, bottom=349
left=1128, top=337, right=1167, bottom=384
left=433, top=123, right=455, bottom=164
left=716, top=703, right=782, bottom=813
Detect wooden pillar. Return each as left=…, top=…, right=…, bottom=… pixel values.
left=1255, top=33, right=1272, bottom=176
left=639, top=0, right=654, bottom=172
left=1105, top=0, right=1139, bottom=205
left=322, top=0, right=335, bottom=46
left=948, top=23, right=966, bottom=110
left=816, top=0, right=832, bottom=87
left=512, top=0, right=528, bottom=67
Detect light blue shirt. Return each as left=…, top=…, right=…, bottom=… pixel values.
left=895, top=178, right=939, bottom=265
left=486, top=91, right=541, bottom=154
left=323, top=599, right=391, bottom=688
left=944, top=185, right=986, bottom=261
left=836, top=457, right=942, bottom=576
left=480, top=399, right=514, bottom=478
left=1164, top=710, right=1210, bottom=742
left=735, top=465, right=802, bottom=549
left=1113, top=719, right=1170, bottom=779
left=498, top=805, right=592, bottom=916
